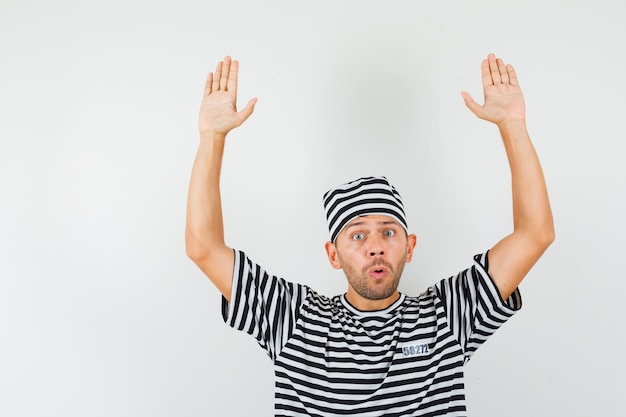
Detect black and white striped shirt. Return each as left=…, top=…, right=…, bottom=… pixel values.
left=222, top=250, right=522, bottom=416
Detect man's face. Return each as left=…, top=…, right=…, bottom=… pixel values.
left=325, top=214, right=417, bottom=311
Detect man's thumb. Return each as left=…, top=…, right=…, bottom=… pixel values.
left=461, top=92, right=482, bottom=118
left=235, top=98, right=258, bottom=126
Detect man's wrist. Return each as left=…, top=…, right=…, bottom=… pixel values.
left=199, top=130, right=227, bottom=143
left=497, top=118, right=527, bottom=135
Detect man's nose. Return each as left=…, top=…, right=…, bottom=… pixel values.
left=368, top=234, right=385, bottom=257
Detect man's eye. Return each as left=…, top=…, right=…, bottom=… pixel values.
left=383, top=229, right=395, bottom=237
left=352, top=233, right=365, bottom=241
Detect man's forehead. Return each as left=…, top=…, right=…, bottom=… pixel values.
left=345, top=215, right=402, bottom=229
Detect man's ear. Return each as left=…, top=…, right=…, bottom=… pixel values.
left=324, top=241, right=342, bottom=270
left=405, top=234, right=417, bottom=263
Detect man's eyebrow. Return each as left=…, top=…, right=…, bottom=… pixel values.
left=379, top=220, right=400, bottom=226
left=345, top=220, right=400, bottom=230
left=345, top=221, right=366, bottom=230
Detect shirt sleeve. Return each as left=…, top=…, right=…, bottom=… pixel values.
left=221, top=249, right=308, bottom=361
left=433, top=251, right=522, bottom=363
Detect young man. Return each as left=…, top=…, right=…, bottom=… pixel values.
left=186, top=54, right=554, bottom=416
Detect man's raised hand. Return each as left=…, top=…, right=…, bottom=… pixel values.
left=461, top=54, right=526, bottom=126
left=199, top=56, right=257, bottom=138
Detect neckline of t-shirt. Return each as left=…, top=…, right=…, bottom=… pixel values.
left=339, top=293, right=406, bottom=317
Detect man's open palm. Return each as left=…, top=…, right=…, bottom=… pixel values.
left=199, top=56, right=257, bottom=137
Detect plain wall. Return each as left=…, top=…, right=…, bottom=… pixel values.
left=1, top=0, right=624, bottom=415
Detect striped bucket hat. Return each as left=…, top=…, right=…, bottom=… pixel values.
left=322, top=176, right=408, bottom=242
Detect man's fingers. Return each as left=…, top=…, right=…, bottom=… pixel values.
left=227, top=60, right=240, bottom=96
left=480, top=58, right=492, bottom=88
left=208, top=56, right=238, bottom=93
left=507, top=64, right=519, bottom=86
left=497, top=58, right=509, bottom=84
left=220, top=56, right=231, bottom=91
left=204, top=72, right=213, bottom=96
left=212, top=60, right=222, bottom=92
left=488, top=54, right=501, bottom=84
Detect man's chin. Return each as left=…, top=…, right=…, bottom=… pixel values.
left=362, top=287, right=398, bottom=301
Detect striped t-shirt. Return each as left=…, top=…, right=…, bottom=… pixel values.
left=222, top=250, right=522, bottom=416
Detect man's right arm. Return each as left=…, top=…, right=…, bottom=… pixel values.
left=185, top=56, right=257, bottom=301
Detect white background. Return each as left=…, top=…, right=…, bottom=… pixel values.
left=1, top=0, right=624, bottom=416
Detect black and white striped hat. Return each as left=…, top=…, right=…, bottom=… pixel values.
left=323, top=176, right=408, bottom=242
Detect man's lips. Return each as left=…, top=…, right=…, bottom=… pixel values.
left=364, top=261, right=392, bottom=278
left=368, top=268, right=389, bottom=278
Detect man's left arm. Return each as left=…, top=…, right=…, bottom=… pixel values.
left=462, top=53, right=555, bottom=300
